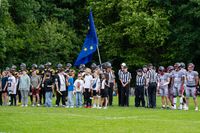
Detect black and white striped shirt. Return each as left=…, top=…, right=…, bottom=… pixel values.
left=120, top=71, right=132, bottom=83
left=136, top=75, right=145, bottom=86
left=118, top=69, right=123, bottom=78
left=147, top=69, right=158, bottom=83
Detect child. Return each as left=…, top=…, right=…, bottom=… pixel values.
left=66, top=70, right=75, bottom=108
left=135, top=69, right=146, bottom=107
left=31, top=71, right=41, bottom=107
left=92, top=72, right=101, bottom=108
left=83, top=68, right=93, bottom=108
left=74, top=73, right=84, bottom=108
left=100, top=73, right=109, bottom=109
left=7, top=71, right=17, bottom=106
left=1, top=71, right=8, bottom=106
left=157, top=66, right=170, bottom=109
left=44, top=73, right=54, bottom=107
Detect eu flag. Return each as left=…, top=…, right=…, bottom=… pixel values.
left=74, top=10, right=98, bottom=66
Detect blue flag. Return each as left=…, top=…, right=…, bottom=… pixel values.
left=74, top=10, right=98, bottom=66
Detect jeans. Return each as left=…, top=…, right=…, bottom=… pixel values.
left=67, top=91, right=74, bottom=107
left=45, top=92, right=53, bottom=107
left=76, top=92, right=82, bottom=107
left=20, top=90, right=29, bottom=106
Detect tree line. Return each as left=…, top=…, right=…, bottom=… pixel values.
left=0, top=0, right=200, bottom=71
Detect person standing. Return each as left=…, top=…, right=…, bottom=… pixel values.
left=7, top=71, right=17, bottom=106
left=38, top=64, right=45, bottom=105
left=185, top=63, right=199, bottom=111
left=171, top=63, right=185, bottom=110
left=92, top=71, right=101, bottom=108
left=2, top=71, right=8, bottom=105
left=157, top=66, right=170, bottom=109
left=118, top=63, right=126, bottom=106
left=44, top=73, right=54, bottom=107
left=55, top=64, right=67, bottom=107
left=100, top=73, right=109, bottom=109
left=74, top=73, right=84, bottom=108
left=146, top=63, right=158, bottom=108
left=83, top=68, right=93, bottom=108
left=120, top=65, right=132, bottom=107
left=135, top=69, right=146, bottom=107
left=30, top=70, right=41, bottom=106
left=106, top=64, right=115, bottom=106
left=66, top=70, right=75, bottom=108
left=19, top=69, right=31, bottom=107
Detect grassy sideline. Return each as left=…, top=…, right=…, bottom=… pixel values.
left=0, top=96, right=200, bottom=133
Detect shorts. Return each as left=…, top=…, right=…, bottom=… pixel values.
left=173, top=83, right=183, bottom=96
left=101, top=88, right=108, bottom=98
left=186, top=86, right=196, bottom=98
left=160, top=86, right=168, bottom=96
left=32, top=88, right=40, bottom=95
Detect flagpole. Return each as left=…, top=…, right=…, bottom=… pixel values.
left=96, top=43, right=102, bottom=68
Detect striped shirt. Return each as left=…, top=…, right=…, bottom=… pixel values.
left=136, top=75, right=145, bottom=86
left=118, top=69, right=123, bottom=78
left=120, top=71, right=132, bottom=83
left=108, top=71, right=115, bottom=83
left=147, top=69, right=158, bottom=83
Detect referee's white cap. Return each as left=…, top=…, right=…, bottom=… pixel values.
left=121, top=63, right=126, bottom=66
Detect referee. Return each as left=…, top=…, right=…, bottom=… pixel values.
left=146, top=63, right=158, bottom=108
left=135, top=69, right=146, bottom=107
left=118, top=63, right=126, bottom=106
left=119, top=65, right=132, bottom=107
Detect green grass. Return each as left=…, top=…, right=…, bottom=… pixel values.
left=0, top=96, right=200, bottom=133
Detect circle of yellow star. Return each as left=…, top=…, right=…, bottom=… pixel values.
left=90, top=46, right=93, bottom=50
left=84, top=48, right=87, bottom=51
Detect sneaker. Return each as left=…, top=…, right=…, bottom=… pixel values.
left=32, top=104, right=35, bottom=107
left=21, top=105, right=24, bottom=107
left=161, top=105, right=165, bottom=109
left=65, top=106, right=69, bottom=108
left=103, top=107, right=107, bottom=109
left=183, top=104, right=187, bottom=110
left=184, top=106, right=189, bottom=111
left=37, top=104, right=40, bottom=107
left=70, top=106, right=74, bottom=108
left=25, top=105, right=28, bottom=107
left=195, top=107, right=198, bottom=111
left=171, top=105, right=176, bottom=110
left=178, top=105, right=182, bottom=110
left=55, top=105, right=59, bottom=107
left=92, top=105, right=96, bottom=108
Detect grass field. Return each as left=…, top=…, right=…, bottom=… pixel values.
left=0, top=96, right=200, bottom=133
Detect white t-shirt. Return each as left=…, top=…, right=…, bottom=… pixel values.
left=101, top=79, right=106, bottom=89
left=58, top=74, right=66, bottom=91
left=92, top=77, right=101, bottom=90
left=74, top=79, right=84, bottom=92
left=84, top=75, right=93, bottom=89
left=7, top=76, right=16, bottom=94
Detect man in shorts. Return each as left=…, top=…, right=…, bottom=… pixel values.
left=185, top=63, right=199, bottom=111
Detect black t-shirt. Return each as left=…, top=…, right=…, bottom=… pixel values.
left=44, top=78, right=53, bottom=92
left=1, top=77, right=8, bottom=91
